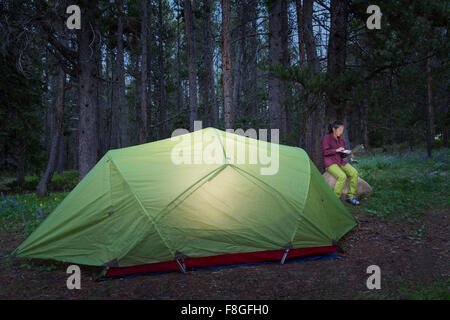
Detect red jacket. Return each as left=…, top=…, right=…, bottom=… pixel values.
left=321, top=133, right=348, bottom=169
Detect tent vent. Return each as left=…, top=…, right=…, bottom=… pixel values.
left=106, top=211, right=115, bottom=216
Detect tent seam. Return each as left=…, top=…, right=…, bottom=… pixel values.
left=212, top=127, right=228, bottom=163
left=109, top=157, right=175, bottom=259
left=228, top=163, right=317, bottom=247
left=153, top=164, right=228, bottom=223
left=230, top=151, right=331, bottom=244
left=289, top=155, right=312, bottom=243
left=290, top=158, right=334, bottom=243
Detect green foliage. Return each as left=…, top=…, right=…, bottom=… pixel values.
left=49, top=170, right=79, bottom=191
left=234, top=116, right=268, bottom=131
left=354, top=277, right=450, bottom=300
left=5, top=176, right=40, bottom=192
left=353, top=148, right=449, bottom=220
left=396, top=278, right=450, bottom=300
left=0, top=192, right=68, bottom=235
left=3, top=170, right=79, bottom=193
left=0, top=50, right=45, bottom=176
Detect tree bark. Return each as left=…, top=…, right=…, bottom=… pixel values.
left=295, top=0, right=306, bottom=68
left=301, top=0, right=315, bottom=155
left=139, top=0, right=149, bottom=144
left=37, top=65, right=65, bottom=197
left=184, top=0, right=198, bottom=131
left=205, top=0, right=218, bottom=127
left=56, top=130, right=65, bottom=173
left=280, top=0, right=290, bottom=143
left=303, top=0, right=324, bottom=169
left=249, top=1, right=259, bottom=119
left=232, top=1, right=247, bottom=123
left=222, top=0, right=233, bottom=129
left=77, top=12, right=99, bottom=180
left=425, top=52, right=434, bottom=157
left=158, top=0, right=168, bottom=139
left=113, top=0, right=127, bottom=148
left=176, top=0, right=183, bottom=116
left=326, top=0, right=349, bottom=123
left=268, top=0, right=285, bottom=138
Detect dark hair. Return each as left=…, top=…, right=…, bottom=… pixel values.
left=328, top=120, right=344, bottom=134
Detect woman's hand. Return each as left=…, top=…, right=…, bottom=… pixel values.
left=336, top=147, right=345, bottom=152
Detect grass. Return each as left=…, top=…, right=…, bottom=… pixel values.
left=0, top=191, right=69, bottom=236
left=396, top=278, right=450, bottom=300
left=353, top=277, right=450, bottom=300
left=352, top=147, right=449, bottom=221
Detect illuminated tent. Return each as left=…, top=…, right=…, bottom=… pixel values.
left=14, top=127, right=356, bottom=277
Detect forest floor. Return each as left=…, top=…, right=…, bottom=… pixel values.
left=0, top=149, right=449, bottom=299
left=0, top=202, right=448, bottom=300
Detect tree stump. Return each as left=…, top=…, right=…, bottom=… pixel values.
left=322, top=172, right=373, bottom=201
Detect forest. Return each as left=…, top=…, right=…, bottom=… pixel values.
left=0, top=0, right=448, bottom=188
left=0, top=0, right=449, bottom=301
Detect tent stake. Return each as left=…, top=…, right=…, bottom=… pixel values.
left=176, top=258, right=186, bottom=273
left=280, top=248, right=290, bottom=264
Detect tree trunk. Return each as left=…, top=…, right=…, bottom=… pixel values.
left=95, top=36, right=105, bottom=157
left=425, top=52, right=434, bottom=157
left=117, top=0, right=128, bottom=147
left=303, top=0, right=324, bottom=169
left=111, top=30, right=120, bottom=147
left=326, top=0, right=348, bottom=123
left=77, top=13, right=99, bottom=180
left=56, top=130, right=65, bottom=173
left=295, top=0, right=306, bottom=68
left=280, top=0, right=290, bottom=143
left=301, top=0, right=314, bottom=154
left=158, top=0, right=168, bottom=139
left=37, top=66, right=65, bottom=197
left=205, top=0, right=218, bottom=127
left=147, top=5, right=154, bottom=141
left=268, top=0, right=284, bottom=138
left=184, top=0, right=198, bottom=131
left=139, top=0, right=149, bottom=144
left=222, top=0, right=233, bottom=129
left=176, top=0, right=182, bottom=115
left=232, top=1, right=247, bottom=123
left=16, top=158, right=26, bottom=185
left=249, top=1, right=258, bottom=119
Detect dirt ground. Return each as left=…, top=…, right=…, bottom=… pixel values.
left=0, top=204, right=448, bottom=300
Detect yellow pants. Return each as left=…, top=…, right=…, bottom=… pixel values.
left=325, top=163, right=359, bottom=198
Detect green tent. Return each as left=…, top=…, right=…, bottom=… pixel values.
left=15, top=127, right=356, bottom=272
